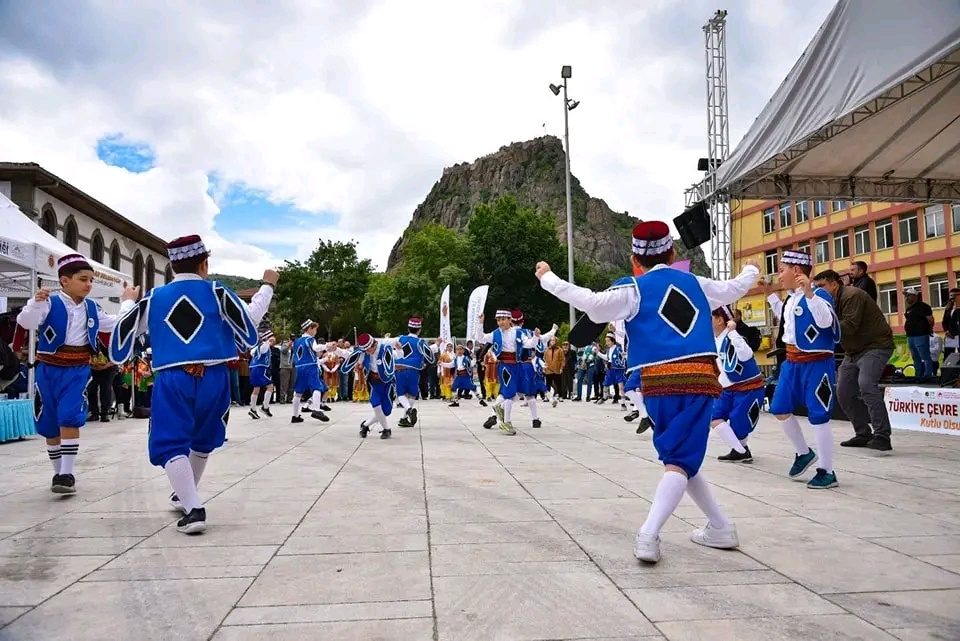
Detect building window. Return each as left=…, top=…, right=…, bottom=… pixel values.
left=928, top=274, right=950, bottom=308
left=145, top=256, right=156, bottom=291
left=902, top=279, right=921, bottom=311
left=778, top=202, right=792, bottom=228
left=831, top=200, right=846, bottom=212
left=952, top=203, right=960, bottom=234
left=853, top=225, right=870, bottom=255
left=924, top=204, right=945, bottom=239
left=875, top=218, right=894, bottom=249
left=815, top=236, right=829, bottom=263
left=165, top=265, right=174, bottom=284
left=878, top=284, right=898, bottom=315
left=40, top=205, right=57, bottom=235
left=812, top=201, right=828, bottom=218
left=764, top=249, right=778, bottom=275
left=795, top=201, right=809, bottom=223
left=90, top=231, right=104, bottom=264
left=898, top=212, right=919, bottom=244
left=797, top=241, right=810, bottom=255
left=833, top=231, right=850, bottom=259
left=133, top=250, right=144, bottom=289
left=851, top=200, right=864, bottom=206
left=109, top=241, right=121, bottom=271
left=63, top=216, right=79, bottom=249
left=762, top=207, right=776, bottom=234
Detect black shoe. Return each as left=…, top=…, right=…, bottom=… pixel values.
left=177, top=507, right=206, bottom=534
left=840, top=435, right=872, bottom=447
left=532, top=419, right=542, bottom=428
left=100, top=415, right=110, bottom=422
left=319, top=404, right=332, bottom=412
left=448, top=401, right=460, bottom=407
left=636, top=416, right=653, bottom=435
left=409, top=408, right=418, bottom=425
left=260, top=406, right=273, bottom=417
left=483, top=415, right=497, bottom=429
left=623, top=410, right=639, bottom=423
left=291, top=415, right=304, bottom=423
left=380, top=428, right=392, bottom=439
left=248, top=408, right=260, bottom=420
left=310, top=410, right=330, bottom=422
left=479, top=399, right=488, bottom=407
left=51, top=473, right=76, bottom=494
left=360, top=422, right=369, bottom=438
left=866, top=435, right=893, bottom=453
left=718, top=447, right=753, bottom=463
left=169, top=492, right=183, bottom=511
left=397, top=417, right=413, bottom=428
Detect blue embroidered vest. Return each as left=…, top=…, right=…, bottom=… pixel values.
left=491, top=328, right=524, bottom=358
left=38, top=295, right=99, bottom=355
left=395, top=334, right=432, bottom=369
left=791, top=288, right=840, bottom=353
left=608, top=344, right=626, bottom=369
left=362, top=344, right=395, bottom=383
left=620, top=269, right=716, bottom=371
left=718, top=333, right=762, bottom=384
left=293, top=335, right=318, bottom=369
left=455, top=355, right=472, bottom=376
left=250, top=343, right=271, bottom=369
left=143, top=280, right=239, bottom=370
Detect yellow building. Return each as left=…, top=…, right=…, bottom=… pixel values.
left=733, top=199, right=960, bottom=366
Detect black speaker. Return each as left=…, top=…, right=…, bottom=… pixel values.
left=673, top=201, right=712, bottom=249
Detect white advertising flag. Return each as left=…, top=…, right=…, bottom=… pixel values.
left=439, top=285, right=451, bottom=344
left=466, top=285, right=489, bottom=342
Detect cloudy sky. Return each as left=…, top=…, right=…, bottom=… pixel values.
left=0, top=0, right=835, bottom=277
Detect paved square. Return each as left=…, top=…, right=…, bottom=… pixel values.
left=2, top=400, right=960, bottom=640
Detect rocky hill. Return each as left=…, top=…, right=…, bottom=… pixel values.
left=387, top=136, right=709, bottom=276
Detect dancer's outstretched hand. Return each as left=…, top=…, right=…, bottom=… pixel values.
left=535, top=262, right=551, bottom=279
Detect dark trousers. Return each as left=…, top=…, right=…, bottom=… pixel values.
left=88, top=367, right=117, bottom=418
left=545, top=373, right=562, bottom=396
left=837, top=348, right=894, bottom=438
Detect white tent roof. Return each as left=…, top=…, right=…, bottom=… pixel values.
left=0, top=192, right=133, bottom=298
left=711, top=0, right=960, bottom=204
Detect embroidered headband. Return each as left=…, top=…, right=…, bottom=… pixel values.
left=357, top=333, right=375, bottom=350
left=631, top=221, right=674, bottom=256
left=408, top=317, right=422, bottom=329
left=301, top=319, right=315, bottom=331
left=495, top=309, right=511, bottom=319
left=167, top=235, right=209, bottom=262
left=781, top=249, right=813, bottom=266
left=57, top=253, right=92, bottom=273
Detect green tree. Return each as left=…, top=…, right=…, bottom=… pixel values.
left=274, top=239, right=373, bottom=339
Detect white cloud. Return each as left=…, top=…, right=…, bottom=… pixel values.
left=0, top=0, right=835, bottom=278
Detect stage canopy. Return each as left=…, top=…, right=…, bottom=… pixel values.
left=711, top=0, right=960, bottom=204
left=0, top=192, right=132, bottom=298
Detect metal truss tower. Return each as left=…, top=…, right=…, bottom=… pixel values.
left=703, top=9, right=732, bottom=280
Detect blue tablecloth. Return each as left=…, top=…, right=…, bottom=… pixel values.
left=0, top=399, right=35, bottom=442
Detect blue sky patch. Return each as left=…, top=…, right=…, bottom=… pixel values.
left=209, top=176, right=339, bottom=259
left=96, top=134, right=156, bottom=173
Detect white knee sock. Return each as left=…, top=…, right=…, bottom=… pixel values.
left=640, top=470, right=687, bottom=537
left=502, top=399, right=513, bottom=422
left=310, top=390, right=323, bottom=407
left=374, top=407, right=390, bottom=430
left=189, top=450, right=208, bottom=485
left=493, top=395, right=504, bottom=407
left=686, top=473, right=730, bottom=529
left=292, top=396, right=301, bottom=416
left=262, top=390, right=271, bottom=408
left=625, top=390, right=647, bottom=417
left=780, top=416, right=810, bottom=455
left=249, top=389, right=258, bottom=406
left=165, top=455, right=202, bottom=512
left=812, top=424, right=834, bottom=473
left=47, top=444, right=61, bottom=474
left=365, top=409, right=381, bottom=428
left=59, top=438, right=79, bottom=475
left=396, top=395, right=411, bottom=411
left=713, top=421, right=746, bottom=453
left=527, top=398, right=540, bottom=420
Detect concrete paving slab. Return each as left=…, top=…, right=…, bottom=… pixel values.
left=0, top=399, right=959, bottom=639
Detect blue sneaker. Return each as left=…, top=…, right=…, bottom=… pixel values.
left=807, top=468, right=838, bottom=489
left=788, top=449, right=817, bottom=479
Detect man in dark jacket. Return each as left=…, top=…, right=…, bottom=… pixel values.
left=814, top=270, right=894, bottom=453
left=848, top=261, right=878, bottom=302
left=941, top=287, right=960, bottom=360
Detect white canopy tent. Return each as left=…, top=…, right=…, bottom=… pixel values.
left=0, top=192, right=132, bottom=299
left=707, top=0, right=960, bottom=203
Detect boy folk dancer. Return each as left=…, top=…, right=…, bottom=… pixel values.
left=248, top=330, right=276, bottom=419
left=290, top=320, right=331, bottom=423
left=768, top=250, right=841, bottom=489
left=342, top=333, right=397, bottom=439
left=710, top=306, right=765, bottom=463
left=536, top=221, right=760, bottom=563
left=446, top=344, right=482, bottom=407
left=17, top=254, right=138, bottom=494
left=512, top=309, right=557, bottom=424
left=598, top=332, right=627, bottom=410
left=394, top=317, right=435, bottom=427
left=476, top=310, right=543, bottom=435
left=109, top=235, right=274, bottom=533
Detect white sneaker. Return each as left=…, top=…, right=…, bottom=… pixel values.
left=633, top=531, right=661, bottom=563
left=690, top=522, right=739, bottom=550
left=551, top=397, right=558, bottom=408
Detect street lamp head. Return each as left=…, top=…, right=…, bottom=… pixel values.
left=549, top=83, right=561, bottom=96
left=567, top=99, right=580, bottom=111
left=561, top=65, right=572, bottom=79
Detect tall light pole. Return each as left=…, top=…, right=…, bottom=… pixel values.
left=550, top=65, right=579, bottom=329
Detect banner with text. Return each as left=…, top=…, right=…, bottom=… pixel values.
left=439, top=285, right=451, bottom=345
left=466, top=285, right=488, bottom=344
left=885, top=386, right=960, bottom=435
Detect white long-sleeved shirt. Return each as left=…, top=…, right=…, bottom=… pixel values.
left=766, top=289, right=834, bottom=346
left=250, top=341, right=272, bottom=361
left=475, top=326, right=541, bottom=352
left=538, top=264, right=760, bottom=325
left=119, top=274, right=274, bottom=352
left=715, top=329, right=754, bottom=388
left=17, top=291, right=123, bottom=347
